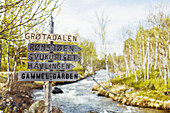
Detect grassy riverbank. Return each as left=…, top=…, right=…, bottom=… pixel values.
left=92, top=71, right=170, bottom=110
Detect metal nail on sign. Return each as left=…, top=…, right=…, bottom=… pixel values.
left=27, top=53, right=82, bottom=61
left=27, top=62, right=75, bottom=70
left=28, top=43, right=82, bottom=52
left=18, top=71, right=79, bottom=81
left=25, top=33, right=78, bottom=42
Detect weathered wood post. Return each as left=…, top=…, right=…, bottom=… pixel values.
left=45, top=16, right=54, bottom=113
left=0, top=45, right=1, bottom=71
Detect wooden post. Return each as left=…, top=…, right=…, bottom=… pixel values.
left=0, top=45, right=1, bottom=71
left=45, top=16, right=54, bottom=113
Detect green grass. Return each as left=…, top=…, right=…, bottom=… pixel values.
left=110, top=70, right=170, bottom=91
left=138, top=91, right=170, bottom=101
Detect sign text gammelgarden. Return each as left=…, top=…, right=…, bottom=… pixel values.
left=19, top=71, right=79, bottom=81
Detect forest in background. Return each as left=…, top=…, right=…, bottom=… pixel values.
left=104, top=4, right=170, bottom=93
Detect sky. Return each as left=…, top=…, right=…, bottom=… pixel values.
left=53, top=0, right=170, bottom=56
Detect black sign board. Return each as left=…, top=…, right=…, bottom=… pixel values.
left=27, top=53, right=81, bottom=61
left=28, top=43, right=82, bottom=52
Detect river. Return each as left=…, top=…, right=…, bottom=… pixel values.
left=33, top=69, right=168, bottom=113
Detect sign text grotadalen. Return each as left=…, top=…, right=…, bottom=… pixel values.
left=25, top=33, right=78, bottom=42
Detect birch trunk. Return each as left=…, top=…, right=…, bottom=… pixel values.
left=124, top=53, right=130, bottom=77
left=90, top=54, right=93, bottom=74
left=167, top=51, right=169, bottom=79
left=129, top=46, right=133, bottom=74
left=105, top=55, right=110, bottom=81
left=150, top=43, right=154, bottom=72
left=154, top=35, right=158, bottom=70
left=162, top=46, right=167, bottom=85
left=163, top=61, right=167, bottom=85
left=81, top=53, right=84, bottom=68
left=159, top=66, right=163, bottom=78
left=142, top=36, right=147, bottom=80
left=158, top=43, right=163, bottom=78
left=167, top=33, right=170, bottom=78
left=146, top=36, right=150, bottom=80
left=13, top=52, right=17, bottom=82
left=7, top=42, right=11, bottom=91
left=132, top=52, right=137, bottom=82
left=112, top=56, right=119, bottom=77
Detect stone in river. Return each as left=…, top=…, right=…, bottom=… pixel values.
left=52, top=87, right=63, bottom=94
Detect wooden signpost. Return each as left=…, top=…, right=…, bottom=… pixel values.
left=0, top=45, right=1, bottom=71
left=19, top=16, right=82, bottom=113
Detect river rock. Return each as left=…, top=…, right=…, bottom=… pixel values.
left=52, top=87, right=63, bottom=94
left=164, top=91, right=170, bottom=95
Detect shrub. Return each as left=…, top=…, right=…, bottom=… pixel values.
left=71, top=67, right=85, bottom=72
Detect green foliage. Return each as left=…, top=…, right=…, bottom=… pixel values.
left=71, top=67, right=85, bottom=72
left=78, top=40, right=99, bottom=70
left=16, top=63, right=28, bottom=71
left=4, top=106, right=11, bottom=113
left=111, top=70, right=170, bottom=91
left=110, top=74, right=135, bottom=85
left=138, top=90, right=170, bottom=101
left=78, top=72, right=84, bottom=76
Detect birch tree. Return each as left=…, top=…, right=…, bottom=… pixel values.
left=95, top=11, right=110, bottom=81
left=0, top=0, right=62, bottom=88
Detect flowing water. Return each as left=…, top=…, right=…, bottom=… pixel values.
left=33, top=69, right=169, bottom=113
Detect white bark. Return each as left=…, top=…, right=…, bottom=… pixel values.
left=142, top=35, right=147, bottom=80
left=13, top=52, right=17, bottom=82
left=129, top=46, right=133, bottom=74
left=81, top=53, right=84, bottom=68
left=158, top=43, right=163, bottom=78
left=132, top=52, right=137, bottom=82
left=150, top=43, right=154, bottom=72
left=167, top=33, right=170, bottom=78
left=134, top=66, right=137, bottom=82
left=167, top=51, right=169, bottom=79
left=90, top=54, right=93, bottom=74
left=105, top=55, right=110, bottom=81
left=146, top=36, right=150, bottom=80
left=140, top=40, right=142, bottom=69
left=154, top=35, right=158, bottom=70
left=124, top=53, right=130, bottom=77
left=7, top=42, right=10, bottom=87
left=162, top=46, right=167, bottom=85
left=112, top=56, right=119, bottom=77
left=159, top=66, right=163, bottom=78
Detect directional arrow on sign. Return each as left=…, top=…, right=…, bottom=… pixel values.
left=27, top=53, right=82, bottom=61
left=28, top=43, right=82, bottom=52
left=27, top=62, right=75, bottom=70
left=18, top=71, right=79, bottom=81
